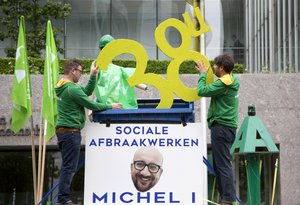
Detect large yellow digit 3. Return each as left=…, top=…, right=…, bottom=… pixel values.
left=96, top=7, right=213, bottom=108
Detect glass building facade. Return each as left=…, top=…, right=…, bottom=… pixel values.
left=63, top=0, right=188, bottom=60
left=1, top=0, right=299, bottom=72
left=245, top=0, right=299, bottom=73
left=0, top=148, right=85, bottom=205
left=62, top=0, right=248, bottom=62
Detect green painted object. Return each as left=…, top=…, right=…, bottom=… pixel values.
left=231, top=105, right=279, bottom=205
left=245, top=154, right=261, bottom=205
left=230, top=106, right=279, bottom=155
left=99, top=34, right=115, bottom=49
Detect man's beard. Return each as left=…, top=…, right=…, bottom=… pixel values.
left=133, top=174, right=155, bottom=192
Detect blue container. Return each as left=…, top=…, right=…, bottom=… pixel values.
left=92, top=99, right=195, bottom=125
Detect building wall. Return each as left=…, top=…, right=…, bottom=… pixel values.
left=0, top=73, right=299, bottom=204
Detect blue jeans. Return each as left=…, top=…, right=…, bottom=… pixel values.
left=56, top=131, right=81, bottom=204
left=211, top=123, right=236, bottom=203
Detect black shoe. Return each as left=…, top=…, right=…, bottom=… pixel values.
left=220, top=202, right=233, bottom=205
left=56, top=200, right=80, bottom=205
left=66, top=202, right=80, bottom=205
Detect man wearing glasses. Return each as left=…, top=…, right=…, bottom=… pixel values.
left=55, top=59, right=122, bottom=205
left=131, top=147, right=163, bottom=192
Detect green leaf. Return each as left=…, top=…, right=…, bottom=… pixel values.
left=0, top=1, right=72, bottom=57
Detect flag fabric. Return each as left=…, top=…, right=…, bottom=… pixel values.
left=11, top=16, right=32, bottom=133
left=42, top=20, right=59, bottom=141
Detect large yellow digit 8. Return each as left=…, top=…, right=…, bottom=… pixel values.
left=155, top=16, right=213, bottom=102
left=96, top=7, right=213, bottom=108
left=95, top=40, right=174, bottom=108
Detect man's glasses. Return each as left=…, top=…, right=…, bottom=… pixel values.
left=133, top=160, right=161, bottom=173
left=74, top=68, right=82, bottom=74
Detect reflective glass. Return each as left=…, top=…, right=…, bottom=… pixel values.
left=0, top=10, right=10, bottom=57
left=111, top=0, right=156, bottom=59
left=205, top=0, right=245, bottom=63
left=0, top=149, right=84, bottom=205
left=65, top=0, right=111, bottom=58
left=158, top=0, right=186, bottom=60
left=48, top=0, right=246, bottom=62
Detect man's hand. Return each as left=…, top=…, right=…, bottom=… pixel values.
left=91, top=63, right=98, bottom=76
left=195, top=60, right=209, bottom=73
left=112, top=103, right=123, bottom=109
left=87, top=110, right=93, bottom=122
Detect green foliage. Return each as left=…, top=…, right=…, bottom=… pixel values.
left=0, top=0, right=71, bottom=57
left=0, top=58, right=245, bottom=74
left=234, top=63, right=245, bottom=73
left=0, top=58, right=14, bottom=74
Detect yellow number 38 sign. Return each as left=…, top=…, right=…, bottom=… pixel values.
left=96, top=7, right=214, bottom=108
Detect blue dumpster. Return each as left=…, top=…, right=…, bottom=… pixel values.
left=92, top=98, right=195, bottom=125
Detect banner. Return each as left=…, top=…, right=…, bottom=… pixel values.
left=11, top=16, right=32, bottom=133
left=42, top=20, right=59, bottom=141
left=85, top=123, right=206, bottom=205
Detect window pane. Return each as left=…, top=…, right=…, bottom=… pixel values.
left=0, top=149, right=85, bottom=204
left=65, top=0, right=111, bottom=58
left=221, top=0, right=245, bottom=64
left=111, top=0, right=156, bottom=59
left=0, top=10, right=10, bottom=57
left=0, top=151, right=34, bottom=204
left=205, top=0, right=245, bottom=63
left=158, top=0, right=187, bottom=60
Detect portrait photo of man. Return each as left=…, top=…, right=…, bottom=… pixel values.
left=131, top=147, right=164, bottom=192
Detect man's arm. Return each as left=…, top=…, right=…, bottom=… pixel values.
left=195, top=60, right=226, bottom=97
left=86, top=92, right=123, bottom=122
left=82, top=63, right=98, bottom=96
left=197, top=72, right=226, bottom=97
left=69, top=85, right=111, bottom=111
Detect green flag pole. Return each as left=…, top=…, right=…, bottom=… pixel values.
left=11, top=16, right=37, bottom=204
left=38, top=20, right=59, bottom=203
left=36, top=116, right=43, bottom=204
left=30, top=115, right=37, bottom=205
left=11, top=15, right=32, bottom=133
left=271, top=158, right=279, bottom=205
left=42, top=20, right=59, bottom=142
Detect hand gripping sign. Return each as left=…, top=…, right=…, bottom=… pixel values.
left=96, top=7, right=214, bottom=108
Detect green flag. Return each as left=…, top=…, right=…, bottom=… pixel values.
left=42, top=20, right=59, bottom=141
left=11, top=16, right=32, bottom=133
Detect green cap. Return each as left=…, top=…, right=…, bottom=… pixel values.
left=98, top=34, right=115, bottom=49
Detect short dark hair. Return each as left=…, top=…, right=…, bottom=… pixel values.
left=214, top=54, right=234, bottom=73
left=64, top=59, right=82, bottom=74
